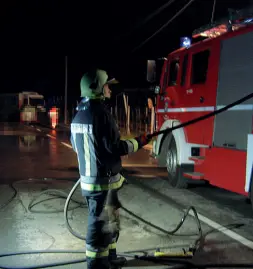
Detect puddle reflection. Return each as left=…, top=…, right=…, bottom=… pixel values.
left=19, top=135, right=45, bottom=152
left=0, top=135, right=48, bottom=153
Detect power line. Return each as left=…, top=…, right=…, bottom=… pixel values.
left=115, top=0, right=177, bottom=40
left=134, top=0, right=177, bottom=30
left=131, top=0, right=196, bottom=53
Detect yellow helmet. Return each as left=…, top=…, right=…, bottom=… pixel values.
left=80, top=69, right=118, bottom=99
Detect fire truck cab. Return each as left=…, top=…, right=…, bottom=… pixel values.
left=149, top=8, right=253, bottom=208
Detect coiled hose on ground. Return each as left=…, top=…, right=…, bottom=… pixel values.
left=63, top=178, right=203, bottom=244
left=1, top=179, right=253, bottom=268
left=0, top=178, right=205, bottom=269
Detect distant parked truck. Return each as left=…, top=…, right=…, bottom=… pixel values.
left=0, top=91, right=46, bottom=123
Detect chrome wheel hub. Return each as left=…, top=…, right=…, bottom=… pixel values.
left=166, top=149, right=177, bottom=177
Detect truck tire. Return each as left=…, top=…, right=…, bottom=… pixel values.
left=158, top=134, right=188, bottom=188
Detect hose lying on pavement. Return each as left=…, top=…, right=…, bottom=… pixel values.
left=0, top=184, right=18, bottom=210
left=1, top=179, right=253, bottom=269
left=28, top=188, right=86, bottom=214
left=0, top=178, right=204, bottom=269
left=63, top=178, right=203, bottom=247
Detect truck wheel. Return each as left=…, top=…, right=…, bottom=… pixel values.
left=158, top=134, right=188, bottom=188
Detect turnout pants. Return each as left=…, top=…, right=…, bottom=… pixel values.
left=83, top=189, right=121, bottom=269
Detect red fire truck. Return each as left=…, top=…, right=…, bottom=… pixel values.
left=149, top=8, right=253, bottom=207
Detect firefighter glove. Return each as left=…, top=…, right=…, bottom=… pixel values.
left=135, top=133, right=152, bottom=149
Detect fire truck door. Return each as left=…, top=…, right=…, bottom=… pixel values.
left=213, top=31, right=253, bottom=150
left=163, top=57, right=180, bottom=111
left=185, top=48, right=212, bottom=144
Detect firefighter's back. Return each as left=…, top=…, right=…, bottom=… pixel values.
left=71, top=99, right=122, bottom=179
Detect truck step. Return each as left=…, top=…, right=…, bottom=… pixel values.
left=189, top=156, right=205, bottom=161
left=183, top=172, right=205, bottom=180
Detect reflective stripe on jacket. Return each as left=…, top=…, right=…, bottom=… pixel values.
left=80, top=173, right=125, bottom=191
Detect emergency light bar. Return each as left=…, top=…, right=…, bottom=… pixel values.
left=192, top=5, right=253, bottom=39
left=193, top=24, right=227, bottom=38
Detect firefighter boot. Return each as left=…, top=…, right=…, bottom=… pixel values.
left=109, top=230, right=127, bottom=268
left=109, top=257, right=127, bottom=269
left=108, top=215, right=127, bottom=268
left=109, top=245, right=127, bottom=269
left=109, top=249, right=127, bottom=269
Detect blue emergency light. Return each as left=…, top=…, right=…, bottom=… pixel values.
left=180, top=37, right=191, bottom=48
left=244, top=18, right=253, bottom=23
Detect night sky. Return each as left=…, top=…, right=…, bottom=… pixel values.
left=1, top=0, right=251, bottom=99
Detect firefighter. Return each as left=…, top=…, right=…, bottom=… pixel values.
left=70, top=69, right=151, bottom=269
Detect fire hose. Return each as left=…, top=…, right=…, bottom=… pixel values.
left=0, top=179, right=203, bottom=269
left=146, top=92, right=253, bottom=139
left=0, top=176, right=252, bottom=268
left=0, top=92, right=253, bottom=268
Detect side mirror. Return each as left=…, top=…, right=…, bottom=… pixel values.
left=147, top=60, right=156, bottom=83
left=154, top=86, right=160, bottom=94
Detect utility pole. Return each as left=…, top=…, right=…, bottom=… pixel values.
left=64, top=56, right=68, bottom=125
